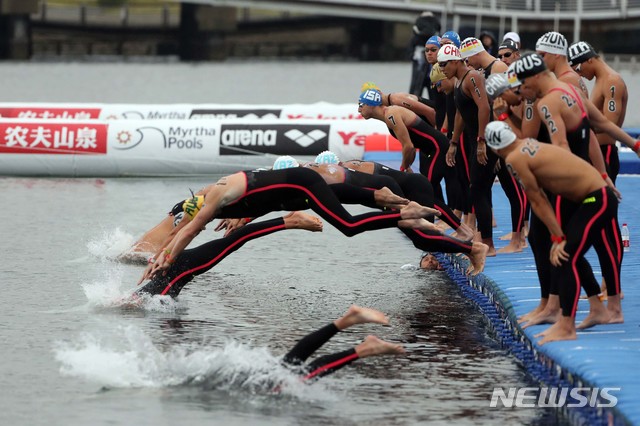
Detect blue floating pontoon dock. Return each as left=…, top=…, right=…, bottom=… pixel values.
left=365, top=151, right=640, bottom=426
left=440, top=176, right=640, bottom=426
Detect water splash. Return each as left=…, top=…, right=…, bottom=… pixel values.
left=86, top=227, right=137, bottom=261
left=80, top=267, right=184, bottom=313
left=54, top=326, right=331, bottom=400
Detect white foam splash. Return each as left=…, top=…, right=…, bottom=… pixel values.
left=86, top=227, right=137, bottom=261
left=54, top=326, right=330, bottom=400
left=400, top=263, right=418, bottom=271
left=80, top=267, right=183, bottom=313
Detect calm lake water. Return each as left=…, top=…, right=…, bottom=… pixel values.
left=0, top=61, right=570, bottom=425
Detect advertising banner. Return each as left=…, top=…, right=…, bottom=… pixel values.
left=0, top=118, right=388, bottom=176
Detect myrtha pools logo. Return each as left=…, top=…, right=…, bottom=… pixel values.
left=111, top=126, right=214, bottom=150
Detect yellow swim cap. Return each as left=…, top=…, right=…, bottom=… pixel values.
left=430, top=64, right=447, bottom=86
left=360, top=82, right=380, bottom=93
left=182, top=195, right=205, bottom=219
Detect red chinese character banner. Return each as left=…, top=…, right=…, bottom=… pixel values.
left=0, top=122, right=108, bottom=155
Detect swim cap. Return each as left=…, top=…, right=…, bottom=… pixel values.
left=182, top=195, right=205, bottom=220
left=441, top=31, right=461, bottom=48
left=511, top=52, right=547, bottom=80
left=273, top=155, right=299, bottom=170
left=506, top=63, right=522, bottom=88
left=498, top=39, right=519, bottom=52
left=360, top=81, right=380, bottom=92
left=485, top=73, right=510, bottom=100
left=460, top=37, right=485, bottom=58
left=425, top=35, right=441, bottom=48
left=430, top=63, right=447, bottom=85
left=315, top=150, right=340, bottom=164
left=536, top=31, right=568, bottom=56
left=568, top=41, right=598, bottom=66
left=437, top=44, right=462, bottom=62
left=503, top=31, right=520, bottom=44
left=485, top=121, right=517, bottom=150
left=359, top=88, right=383, bottom=106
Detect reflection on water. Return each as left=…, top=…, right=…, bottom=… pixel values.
left=2, top=177, right=569, bottom=425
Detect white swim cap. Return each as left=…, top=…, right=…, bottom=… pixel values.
left=503, top=31, right=520, bottom=44
left=273, top=155, right=299, bottom=170
left=437, top=44, right=462, bottom=63
left=485, top=121, right=517, bottom=150
left=536, top=31, right=568, bottom=56
left=315, top=150, right=340, bottom=164
left=460, top=37, right=485, bottom=58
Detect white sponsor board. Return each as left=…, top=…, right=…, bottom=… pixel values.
left=0, top=102, right=363, bottom=121
left=0, top=118, right=388, bottom=177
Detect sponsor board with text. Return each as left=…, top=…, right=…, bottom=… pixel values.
left=220, top=124, right=330, bottom=155
left=0, top=122, right=108, bottom=155
left=0, top=107, right=101, bottom=120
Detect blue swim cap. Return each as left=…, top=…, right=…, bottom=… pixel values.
left=315, top=150, right=340, bottom=165
left=425, top=35, right=441, bottom=48
left=441, top=31, right=461, bottom=48
left=359, top=88, right=383, bottom=106
left=273, top=155, right=299, bottom=170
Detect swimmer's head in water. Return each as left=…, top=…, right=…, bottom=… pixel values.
left=315, top=150, right=340, bottom=165
left=359, top=88, right=383, bottom=106
left=420, top=253, right=442, bottom=270
left=485, top=121, right=517, bottom=151
left=273, top=155, right=300, bottom=170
